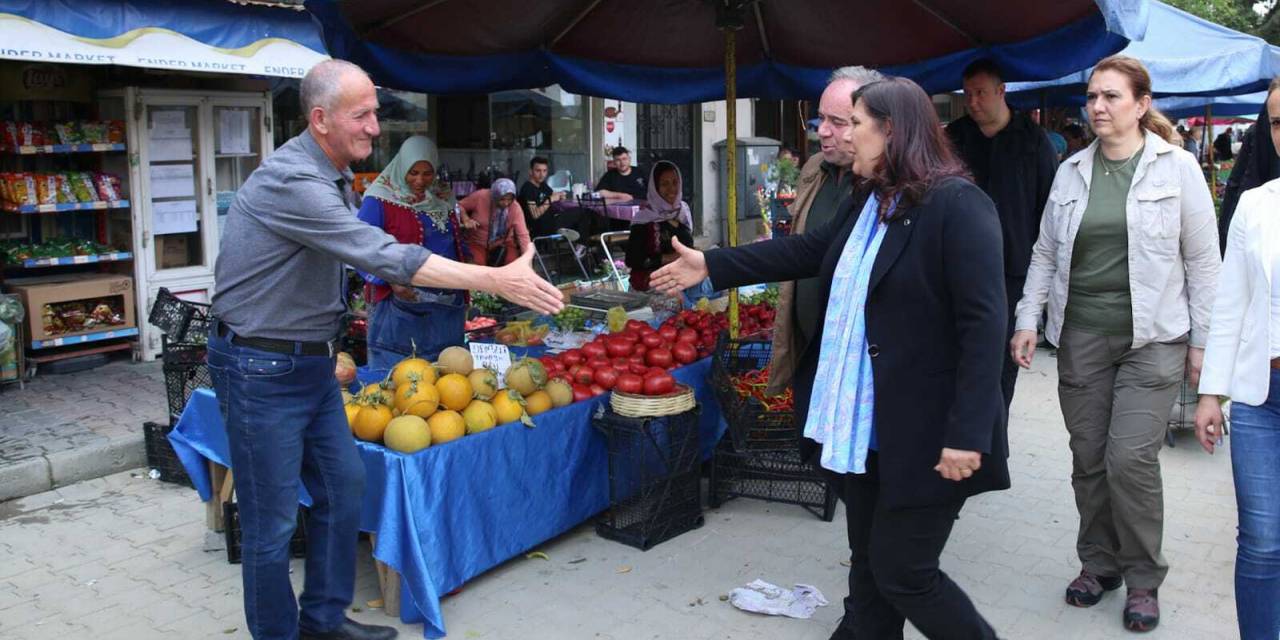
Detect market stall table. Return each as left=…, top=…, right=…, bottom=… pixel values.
left=168, top=358, right=723, bottom=639
left=549, top=198, right=639, bottom=222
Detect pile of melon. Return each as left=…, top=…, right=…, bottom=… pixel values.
left=344, top=346, right=571, bottom=454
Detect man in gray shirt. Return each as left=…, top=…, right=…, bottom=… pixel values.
left=209, top=60, right=562, bottom=640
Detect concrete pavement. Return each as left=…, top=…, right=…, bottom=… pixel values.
left=0, top=351, right=1240, bottom=639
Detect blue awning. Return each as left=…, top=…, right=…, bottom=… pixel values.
left=1007, top=0, right=1280, bottom=104
left=0, top=0, right=329, bottom=78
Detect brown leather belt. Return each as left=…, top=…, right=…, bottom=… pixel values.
left=1271, top=357, right=1280, bottom=370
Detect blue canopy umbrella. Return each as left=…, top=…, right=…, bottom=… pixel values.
left=307, top=0, right=1147, bottom=101
left=307, top=0, right=1148, bottom=338
left=1157, top=92, right=1267, bottom=120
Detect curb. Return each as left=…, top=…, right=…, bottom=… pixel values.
left=0, top=435, right=145, bottom=503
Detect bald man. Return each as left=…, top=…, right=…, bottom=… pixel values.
left=210, top=59, right=562, bottom=640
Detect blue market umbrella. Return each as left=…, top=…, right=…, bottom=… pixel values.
left=308, top=0, right=1148, bottom=332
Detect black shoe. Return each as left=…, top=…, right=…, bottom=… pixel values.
left=828, top=615, right=856, bottom=640
left=300, top=618, right=398, bottom=640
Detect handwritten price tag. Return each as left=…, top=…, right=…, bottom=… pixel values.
left=469, top=342, right=513, bottom=380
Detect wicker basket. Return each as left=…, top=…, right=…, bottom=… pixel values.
left=610, top=384, right=695, bottom=417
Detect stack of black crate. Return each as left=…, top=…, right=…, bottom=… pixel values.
left=709, top=334, right=837, bottom=522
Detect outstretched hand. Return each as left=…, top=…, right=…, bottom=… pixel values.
left=492, top=247, right=565, bottom=315
left=649, top=237, right=708, bottom=296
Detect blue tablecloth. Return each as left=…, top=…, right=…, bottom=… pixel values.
left=169, top=358, right=723, bottom=638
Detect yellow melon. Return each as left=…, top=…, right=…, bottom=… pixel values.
left=462, top=400, right=498, bottom=434
left=524, top=390, right=552, bottom=417
left=468, top=368, right=499, bottom=401
left=383, top=415, right=431, bottom=453
left=352, top=403, right=393, bottom=442
left=437, top=346, right=474, bottom=376
left=491, top=389, right=527, bottom=425
left=394, top=380, right=440, bottom=419
left=428, top=410, right=466, bottom=445
left=392, top=356, right=437, bottom=390
left=435, top=373, right=473, bottom=412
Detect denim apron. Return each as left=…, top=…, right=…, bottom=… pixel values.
left=366, top=291, right=465, bottom=371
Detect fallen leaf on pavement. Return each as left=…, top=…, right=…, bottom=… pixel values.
left=616, top=565, right=632, bottom=574
left=526, top=551, right=550, bottom=561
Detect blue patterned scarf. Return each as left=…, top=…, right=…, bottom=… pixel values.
left=803, top=193, right=892, bottom=474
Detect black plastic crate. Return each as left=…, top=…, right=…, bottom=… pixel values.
left=163, top=342, right=211, bottom=422
left=592, top=406, right=704, bottom=550
left=143, top=421, right=193, bottom=488
left=709, top=440, right=837, bottom=522
left=149, top=288, right=210, bottom=345
left=223, top=503, right=308, bottom=564
left=710, top=334, right=798, bottom=452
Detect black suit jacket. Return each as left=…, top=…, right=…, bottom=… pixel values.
left=706, top=177, right=1011, bottom=509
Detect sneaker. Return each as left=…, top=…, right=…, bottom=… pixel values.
left=1123, top=588, right=1159, bottom=632
left=557, top=227, right=581, bottom=243
left=1065, top=570, right=1123, bottom=607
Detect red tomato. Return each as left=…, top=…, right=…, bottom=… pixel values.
left=625, top=319, right=649, bottom=332
left=627, top=354, right=646, bottom=365
left=646, top=348, right=673, bottom=368
left=629, top=363, right=650, bottom=375
left=612, top=357, right=631, bottom=371
left=658, top=326, right=678, bottom=342
left=571, top=384, right=594, bottom=402
left=700, top=329, right=716, bottom=346
left=561, top=349, right=584, bottom=365
left=672, top=342, right=698, bottom=364
left=587, top=357, right=611, bottom=371
left=639, top=324, right=658, bottom=336
left=677, top=328, right=698, bottom=344
left=590, top=384, right=606, bottom=396
left=582, top=342, right=607, bottom=360
left=618, top=330, right=640, bottom=343
left=606, top=337, right=634, bottom=357
left=615, top=372, right=644, bottom=394
left=632, top=343, right=649, bottom=357
left=594, top=366, right=619, bottom=390
left=641, top=333, right=664, bottom=349
left=574, top=367, right=594, bottom=385
left=643, top=371, right=676, bottom=395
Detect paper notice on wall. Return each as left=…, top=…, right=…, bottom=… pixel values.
left=153, top=200, right=198, bottom=235
left=218, top=109, right=252, bottom=155
left=469, top=342, right=513, bottom=380
left=151, top=110, right=186, bottom=135
left=149, top=135, right=192, bottom=162
left=150, top=164, right=196, bottom=199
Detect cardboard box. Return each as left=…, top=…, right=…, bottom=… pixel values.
left=158, top=235, right=190, bottom=269
left=6, top=273, right=137, bottom=342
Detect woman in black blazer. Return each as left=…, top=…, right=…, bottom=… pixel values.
left=654, top=78, right=1009, bottom=640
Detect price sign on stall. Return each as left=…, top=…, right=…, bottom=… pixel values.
left=469, top=343, right=513, bottom=380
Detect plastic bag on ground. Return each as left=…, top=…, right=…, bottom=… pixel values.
left=728, top=579, right=828, bottom=619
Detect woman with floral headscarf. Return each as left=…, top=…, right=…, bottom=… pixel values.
left=459, top=177, right=531, bottom=266
left=357, top=135, right=468, bottom=369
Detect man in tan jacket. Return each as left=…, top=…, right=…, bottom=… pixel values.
left=767, top=66, right=884, bottom=395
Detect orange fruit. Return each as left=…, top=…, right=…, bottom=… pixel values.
left=427, top=410, right=466, bottom=445
left=435, top=373, right=473, bottom=412
left=524, top=390, right=552, bottom=416
left=352, top=403, right=393, bottom=442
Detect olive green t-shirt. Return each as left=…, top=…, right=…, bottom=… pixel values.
left=1064, top=150, right=1140, bottom=336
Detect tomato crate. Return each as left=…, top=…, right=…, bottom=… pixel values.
left=162, top=342, right=211, bottom=423
left=710, top=334, right=797, bottom=452
left=142, top=421, right=193, bottom=488
left=223, top=503, right=308, bottom=564
left=592, top=406, right=704, bottom=551
left=708, top=440, right=837, bottom=521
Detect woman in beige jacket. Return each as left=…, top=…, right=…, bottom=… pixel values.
left=1009, top=55, right=1220, bottom=632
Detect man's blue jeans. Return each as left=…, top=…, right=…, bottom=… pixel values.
left=1226, top=368, right=1280, bottom=640
left=207, top=327, right=365, bottom=639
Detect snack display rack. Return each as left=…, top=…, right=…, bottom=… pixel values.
left=1, top=106, right=138, bottom=372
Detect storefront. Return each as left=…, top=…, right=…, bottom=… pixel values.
left=0, top=0, right=327, bottom=368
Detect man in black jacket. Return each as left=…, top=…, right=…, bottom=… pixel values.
left=947, top=58, right=1058, bottom=414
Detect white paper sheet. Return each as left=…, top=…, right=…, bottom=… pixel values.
left=218, top=109, right=251, bottom=155
left=148, top=136, right=193, bottom=162
left=151, top=110, right=186, bottom=133
left=150, top=164, right=196, bottom=199
left=152, top=200, right=198, bottom=235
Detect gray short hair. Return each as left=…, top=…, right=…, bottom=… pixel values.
left=300, top=59, right=370, bottom=114
left=828, top=66, right=885, bottom=88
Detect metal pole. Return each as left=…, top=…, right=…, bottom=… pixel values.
left=725, top=28, right=739, bottom=338
left=1204, top=105, right=1214, bottom=193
